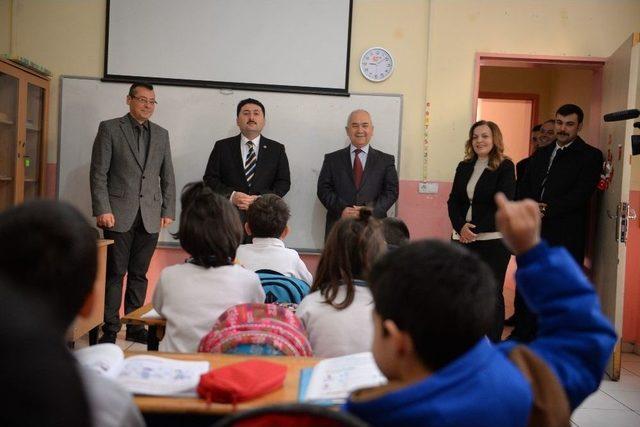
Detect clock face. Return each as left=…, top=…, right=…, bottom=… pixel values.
left=360, top=47, right=394, bottom=82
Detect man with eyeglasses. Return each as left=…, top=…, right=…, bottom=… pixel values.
left=90, top=82, right=176, bottom=344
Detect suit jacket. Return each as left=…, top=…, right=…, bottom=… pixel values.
left=90, top=114, right=176, bottom=234
left=203, top=135, right=290, bottom=198
left=317, top=146, right=399, bottom=237
left=448, top=158, right=516, bottom=234
left=515, top=156, right=530, bottom=199
left=518, top=137, right=603, bottom=260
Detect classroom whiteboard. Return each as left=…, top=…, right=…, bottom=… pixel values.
left=57, top=77, right=402, bottom=251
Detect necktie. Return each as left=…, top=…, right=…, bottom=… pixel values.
left=245, top=141, right=257, bottom=187
left=540, top=147, right=561, bottom=199
left=353, top=148, right=363, bottom=189
left=136, top=124, right=147, bottom=167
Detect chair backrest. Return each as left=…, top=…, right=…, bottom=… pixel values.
left=256, top=269, right=311, bottom=304
left=199, top=303, right=313, bottom=356
left=212, top=403, right=370, bottom=427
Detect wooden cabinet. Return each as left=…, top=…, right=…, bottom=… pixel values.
left=0, top=57, right=49, bottom=211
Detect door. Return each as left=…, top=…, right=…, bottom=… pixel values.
left=593, top=33, right=640, bottom=380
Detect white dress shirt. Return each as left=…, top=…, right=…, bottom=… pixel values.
left=350, top=144, right=369, bottom=169
left=236, top=237, right=313, bottom=284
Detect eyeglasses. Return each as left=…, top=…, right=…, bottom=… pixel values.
left=131, top=96, right=158, bottom=105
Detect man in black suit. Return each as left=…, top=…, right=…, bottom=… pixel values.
left=513, top=104, right=602, bottom=342
left=317, top=109, right=399, bottom=237
left=203, top=98, right=291, bottom=213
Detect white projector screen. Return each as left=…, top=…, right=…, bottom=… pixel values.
left=105, top=0, right=352, bottom=95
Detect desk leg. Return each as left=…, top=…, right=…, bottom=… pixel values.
left=148, top=325, right=159, bottom=351
left=89, top=326, right=99, bottom=345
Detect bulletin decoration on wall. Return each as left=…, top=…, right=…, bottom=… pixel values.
left=598, top=136, right=614, bottom=191
left=422, top=101, right=431, bottom=182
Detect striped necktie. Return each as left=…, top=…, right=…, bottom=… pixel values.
left=244, top=141, right=257, bottom=187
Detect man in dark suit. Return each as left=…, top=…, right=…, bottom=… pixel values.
left=90, top=82, right=176, bottom=344
left=513, top=103, right=602, bottom=342
left=203, top=98, right=290, bottom=215
left=317, top=109, right=399, bottom=237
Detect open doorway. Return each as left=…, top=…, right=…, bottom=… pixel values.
left=477, top=93, right=538, bottom=164
left=472, top=53, right=608, bottom=340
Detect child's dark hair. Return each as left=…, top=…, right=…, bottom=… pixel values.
left=0, top=200, right=97, bottom=332
left=246, top=194, right=290, bottom=238
left=174, top=182, right=243, bottom=267
left=312, top=208, right=386, bottom=310
left=381, top=217, right=410, bottom=246
left=368, top=240, right=495, bottom=371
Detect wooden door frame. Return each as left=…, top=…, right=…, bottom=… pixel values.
left=477, top=92, right=539, bottom=156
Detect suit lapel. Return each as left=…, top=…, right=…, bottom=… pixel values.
left=342, top=146, right=355, bottom=188
left=144, top=121, right=160, bottom=172
left=232, top=135, right=246, bottom=184
left=360, top=146, right=377, bottom=189
left=253, top=136, right=271, bottom=186
left=119, top=115, right=144, bottom=170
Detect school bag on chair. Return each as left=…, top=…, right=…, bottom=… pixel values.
left=198, top=303, right=313, bottom=356
left=256, top=269, right=310, bottom=304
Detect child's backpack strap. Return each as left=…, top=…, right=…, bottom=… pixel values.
left=508, top=345, right=571, bottom=427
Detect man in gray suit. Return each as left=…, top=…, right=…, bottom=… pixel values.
left=317, top=109, right=399, bottom=237
left=90, top=82, right=176, bottom=344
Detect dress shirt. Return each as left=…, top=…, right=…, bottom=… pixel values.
left=350, top=144, right=369, bottom=169
left=241, top=134, right=262, bottom=160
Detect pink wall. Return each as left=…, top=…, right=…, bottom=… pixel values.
left=46, top=165, right=640, bottom=343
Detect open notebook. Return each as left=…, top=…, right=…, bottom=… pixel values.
left=298, top=352, right=387, bottom=404
left=75, top=343, right=209, bottom=397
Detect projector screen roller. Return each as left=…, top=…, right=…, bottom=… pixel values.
left=105, top=0, right=352, bottom=94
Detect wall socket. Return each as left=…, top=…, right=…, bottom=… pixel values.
left=418, top=182, right=438, bottom=194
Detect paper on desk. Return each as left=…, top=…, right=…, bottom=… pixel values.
left=141, top=308, right=162, bottom=319
left=302, top=352, right=387, bottom=403
left=118, top=355, right=210, bottom=397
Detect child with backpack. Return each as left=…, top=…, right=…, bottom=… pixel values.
left=344, top=194, right=616, bottom=426
left=296, top=208, right=386, bottom=357
left=236, top=194, right=313, bottom=284
left=152, top=182, right=265, bottom=353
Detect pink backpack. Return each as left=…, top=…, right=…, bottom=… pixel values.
left=198, top=303, right=313, bottom=357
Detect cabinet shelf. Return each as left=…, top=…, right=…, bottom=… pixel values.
left=0, top=56, right=49, bottom=210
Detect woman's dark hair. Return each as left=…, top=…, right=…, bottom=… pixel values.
left=312, top=208, right=386, bottom=310
left=173, top=182, right=243, bottom=267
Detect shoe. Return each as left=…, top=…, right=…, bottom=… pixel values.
left=125, top=329, right=148, bottom=344
left=504, top=314, right=516, bottom=327
left=98, top=331, right=117, bottom=344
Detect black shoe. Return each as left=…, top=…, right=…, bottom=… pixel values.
left=98, top=331, right=117, bottom=344
left=125, top=329, right=148, bottom=344
left=504, top=314, right=517, bottom=327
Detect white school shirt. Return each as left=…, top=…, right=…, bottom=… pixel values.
left=236, top=237, right=313, bottom=284
left=296, top=283, right=374, bottom=357
left=152, top=263, right=265, bottom=353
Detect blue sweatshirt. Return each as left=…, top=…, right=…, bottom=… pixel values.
left=344, top=242, right=617, bottom=427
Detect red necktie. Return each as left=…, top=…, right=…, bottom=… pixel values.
left=353, top=149, right=363, bottom=189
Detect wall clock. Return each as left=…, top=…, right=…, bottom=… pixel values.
left=360, top=47, right=394, bottom=82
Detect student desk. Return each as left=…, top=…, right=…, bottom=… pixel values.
left=126, top=352, right=320, bottom=415
left=69, top=239, right=114, bottom=345
left=121, top=303, right=166, bottom=351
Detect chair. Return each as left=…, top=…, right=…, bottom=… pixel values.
left=212, top=403, right=369, bottom=427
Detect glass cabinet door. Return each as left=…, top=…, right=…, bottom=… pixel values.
left=0, top=72, right=18, bottom=210
left=23, top=83, right=44, bottom=202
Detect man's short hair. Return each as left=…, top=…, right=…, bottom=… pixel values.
left=237, top=98, right=266, bottom=116
left=0, top=201, right=97, bottom=332
left=368, top=240, right=495, bottom=370
left=128, top=82, right=154, bottom=97
left=246, top=194, right=290, bottom=238
left=532, top=124, right=542, bottom=132
left=381, top=217, right=410, bottom=246
left=556, top=104, right=584, bottom=124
